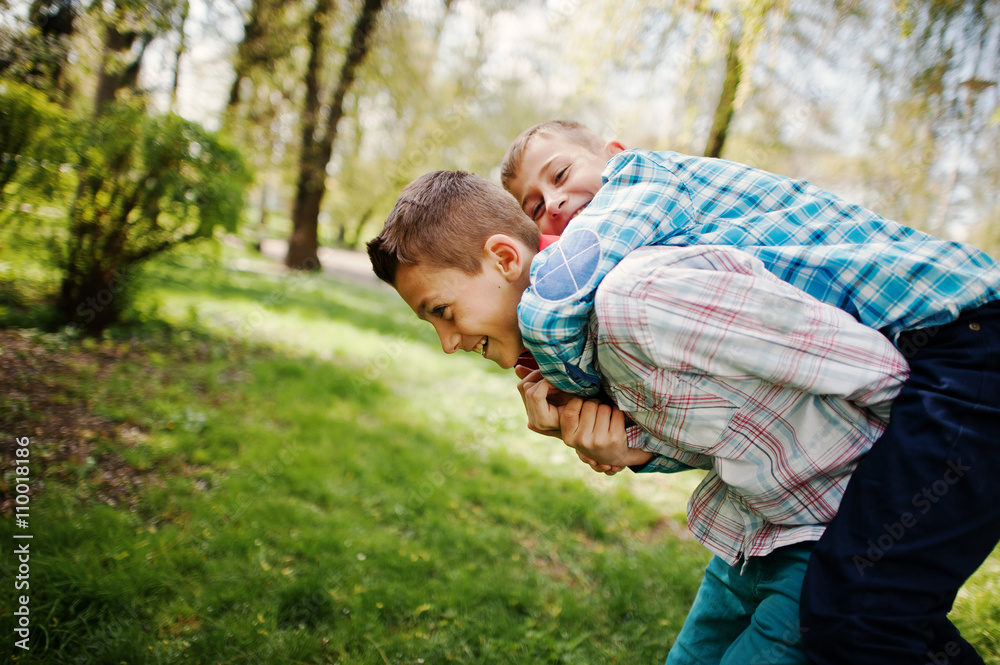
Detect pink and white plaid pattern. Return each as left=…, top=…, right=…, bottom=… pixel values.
left=592, top=245, right=910, bottom=565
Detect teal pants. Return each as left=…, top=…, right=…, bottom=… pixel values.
left=666, top=542, right=813, bottom=665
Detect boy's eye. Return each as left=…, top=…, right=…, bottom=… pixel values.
left=554, top=167, right=567, bottom=183
left=530, top=200, right=543, bottom=220
left=431, top=305, right=448, bottom=318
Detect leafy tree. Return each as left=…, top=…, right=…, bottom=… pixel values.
left=225, top=0, right=297, bottom=111
left=546, top=0, right=793, bottom=157
left=168, top=0, right=191, bottom=110
left=0, top=0, right=78, bottom=98
left=220, top=0, right=304, bottom=254
left=320, top=2, right=539, bottom=250
left=28, top=0, right=78, bottom=94
left=858, top=0, right=998, bottom=234
left=47, top=104, right=250, bottom=333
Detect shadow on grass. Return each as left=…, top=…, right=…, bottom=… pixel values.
left=0, top=316, right=708, bottom=664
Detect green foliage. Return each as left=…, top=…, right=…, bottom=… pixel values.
left=0, top=79, right=69, bottom=199
left=317, top=11, right=541, bottom=250
left=0, top=23, right=71, bottom=94
left=1, top=90, right=251, bottom=334
left=68, top=103, right=249, bottom=248
left=0, top=79, right=73, bottom=319
left=50, top=103, right=251, bottom=333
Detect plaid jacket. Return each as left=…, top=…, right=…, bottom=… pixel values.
left=518, top=149, right=1000, bottom=395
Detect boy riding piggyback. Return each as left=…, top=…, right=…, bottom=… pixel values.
left=500, top=120, right=1000, bottom=665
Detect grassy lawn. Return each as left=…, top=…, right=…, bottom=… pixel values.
left=0, top=244, right=709, bottom=664
left=1, top=242, right=998, bottom=664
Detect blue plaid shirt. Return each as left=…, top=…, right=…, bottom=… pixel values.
left=519, top=149, right=1000, bottom=395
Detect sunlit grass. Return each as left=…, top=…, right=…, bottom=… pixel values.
left=143, top=245, right=706, bottom=519
left=0, top=244, right=708, bottom=664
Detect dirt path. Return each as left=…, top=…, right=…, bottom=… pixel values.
left=256, top=238, right=387, bottom=288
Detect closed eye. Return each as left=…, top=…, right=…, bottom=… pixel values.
left=554, top=166, right=567, bottom=184
left=530, top=200, right=544, bottom=221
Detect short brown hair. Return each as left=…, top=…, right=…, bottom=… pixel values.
left=367, top=171, right=539, bottom=285
left=500, top=120, right=605, bottom=192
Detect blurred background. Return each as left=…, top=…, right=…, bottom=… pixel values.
left=3, top=0, right=998, bottom=282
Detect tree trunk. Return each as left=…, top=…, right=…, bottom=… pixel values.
left=170, top=0, right=191, bottom=111
left=285, top=0, right=386, bottom=270
left=286, top=166, right=324, bottom=270
left=254, top=182, right=270, bottom=253
left=704, top=26, right=742, bottom=159
left=346, top=207, right=375, bottom=250
left=284, top=0, right=334, bottom=271
left=94, top=23, right=133, bottom=112
left=93, top=4, right=151, bottom=115
left=226, top=0, right=268, bottom=110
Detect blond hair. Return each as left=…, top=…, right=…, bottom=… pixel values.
left=367, top=171, right=539, bottom=285
left=500, top=120, right=605, bottom=192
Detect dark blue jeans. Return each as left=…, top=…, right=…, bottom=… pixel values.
left=800, top=300, right=1000, bottom=665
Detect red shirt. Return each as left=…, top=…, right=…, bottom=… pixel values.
left=539, top=234, right=559, bottom=250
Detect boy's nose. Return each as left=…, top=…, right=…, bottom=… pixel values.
left=437, top=328, right=461, bottom=354
left=547, top=198, right=565, bottom=220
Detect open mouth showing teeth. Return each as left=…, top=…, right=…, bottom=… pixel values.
left=472, top=337, right=488, bottom=356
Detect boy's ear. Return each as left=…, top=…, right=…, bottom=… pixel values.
left=603, top=140, right=626, bottom=158
left=484, top=234, right=526, bottom=282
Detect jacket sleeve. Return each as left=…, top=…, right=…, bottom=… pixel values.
left=519, top=151, right=693, bottom=396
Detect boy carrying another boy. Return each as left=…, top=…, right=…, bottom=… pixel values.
left=367, top=170, right=909, bottom=664
left=500, top=121, right=1000, bottom=665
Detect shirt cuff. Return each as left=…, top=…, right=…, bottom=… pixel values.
left=625, top=423, right=644, bottom=449
left=625, top=426, right=697, bottom=474
left=630, top=455, right=696, bottom=474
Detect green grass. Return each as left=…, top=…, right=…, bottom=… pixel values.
left=1, top=243, right=998, bottom=664
left=0, top=245, right=708, bottom=664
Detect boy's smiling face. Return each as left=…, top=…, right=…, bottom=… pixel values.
left=507, top=133, right=624, bottom=236
left=394, top=235, right=531, bottom=370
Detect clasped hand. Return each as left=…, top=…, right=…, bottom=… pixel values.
left=515, top=367, right=652, bottom=475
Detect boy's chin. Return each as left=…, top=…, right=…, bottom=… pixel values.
left=493, top=349, right=520, bottom=370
